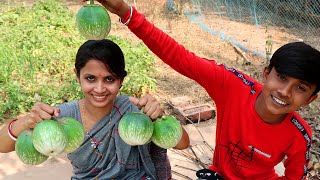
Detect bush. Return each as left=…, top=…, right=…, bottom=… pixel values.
left=0, top=0, right=156, bottom=123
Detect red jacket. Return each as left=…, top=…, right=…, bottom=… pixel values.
left=126, top=7, right=311, bottom=180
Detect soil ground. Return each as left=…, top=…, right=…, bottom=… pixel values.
left=1, top=0, right=320, bottom=179
left=0, top=123, right=285, bottom=180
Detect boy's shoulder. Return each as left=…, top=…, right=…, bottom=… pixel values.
left=288, top=111, right=312, bottom=137
left=286, top=112, right=313, bottom=154
left=222, top=65, right=263, bottom=92
left=223, top=65, right=259, bottom=82
left=290, top=112, right=311, bottom=128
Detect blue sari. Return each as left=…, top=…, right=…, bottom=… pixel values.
left=57, top=95, right=171, bottom=180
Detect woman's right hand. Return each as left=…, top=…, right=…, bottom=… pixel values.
left=0, top=102, right=60, bottom=152
left=23, top=102, right=60, bottom=129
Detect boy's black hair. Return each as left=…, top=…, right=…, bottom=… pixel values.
left=75, top=39, right=127, bottom=79
left=267, top=42, right=320, bottom=95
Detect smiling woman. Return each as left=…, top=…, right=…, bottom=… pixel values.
left=0, top=0, right=158, bottom=123
left=0, top=38, right=190, bottom=180
left=73, top=40, right=126, bottom=136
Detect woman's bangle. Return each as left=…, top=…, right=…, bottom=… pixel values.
left=119, top=5, right=133, bottom=26
left=7, top=119, right=18, bottom=141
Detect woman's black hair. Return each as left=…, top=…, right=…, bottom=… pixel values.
left=75, top=39, right=127, bottom=79
left=267, top=42, right=320, bottom=95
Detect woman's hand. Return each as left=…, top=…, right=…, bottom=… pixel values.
left=173, top=127, right=190, bottom=150
left=23, top=102, right=60, bottom=129
left=129, top=94, right=163, bottom=120
left=130, top=95, right=190, bottom=149
left=0, top=102, right=60, bottom=152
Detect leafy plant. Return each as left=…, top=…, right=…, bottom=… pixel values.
left=0, top=0, right=156, bottom=123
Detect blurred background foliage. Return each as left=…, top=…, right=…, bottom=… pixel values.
left=0, top=0, right=156, bottom=123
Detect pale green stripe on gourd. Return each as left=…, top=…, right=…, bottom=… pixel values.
left=76, top=3, right=111, bottom=40
left=151, top=116, right=183, bottom=149
left=15, top=130, right=49, bottom=165
left=118, top=112, right=154, bottom=146
left=58, top=117, right=85, bottom=153
left=32, top=120, right=67, bottom=156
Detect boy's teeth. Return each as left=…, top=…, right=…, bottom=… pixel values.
left=273, top=96, right=287, bottom=105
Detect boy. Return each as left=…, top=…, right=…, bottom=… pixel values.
left=95, top=0, right=320, bottom=179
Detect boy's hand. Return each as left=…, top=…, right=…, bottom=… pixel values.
left=129, top=95, right=163, bottom=120
left=81, top=0, right=130, bottom=18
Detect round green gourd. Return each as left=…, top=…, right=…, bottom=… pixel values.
left=15, top=130, right=49, bottom=165
left=118, top=111, right=154, bottom=146
left=76, top=1, right=111, bottom=40
left=32, top=119, right=68, bottom=156
left=57, top=117, right=85, bottom=153
left=151, top=116, right=183, bottom=149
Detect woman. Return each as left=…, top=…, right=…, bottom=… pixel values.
left=0, top=39, right=190, bottom=179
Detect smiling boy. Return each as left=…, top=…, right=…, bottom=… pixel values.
left=94, top=0, right=320, bottom=179
left=257, top=43, right=318, bottom=125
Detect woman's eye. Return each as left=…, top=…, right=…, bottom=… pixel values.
left=86, top=76, right=95, bottom=81
left=105, top=76, right=115, bottom=82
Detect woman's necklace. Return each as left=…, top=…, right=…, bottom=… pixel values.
left=81, top=100, right=90, bottom=134
left=80, top=99, right=114, bottom=158
left=80, top=100, right=114, bottom=133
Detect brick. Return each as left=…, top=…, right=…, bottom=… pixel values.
left=173, top=103, right=216, bottom=124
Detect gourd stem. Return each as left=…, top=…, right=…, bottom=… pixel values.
left=140, top=107, right=144, bottom=113
left=90, top=0, right=94, bottom=4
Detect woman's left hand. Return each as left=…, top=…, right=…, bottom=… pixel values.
left=130, top=95, right=190, bottom=149
left=129, top=94, right=163, bottom=120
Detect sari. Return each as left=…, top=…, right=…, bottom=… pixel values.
left=57, top=95, right=171, bottom=180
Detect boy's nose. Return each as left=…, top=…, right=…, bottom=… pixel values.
left=279, top=84, right=292, bottom=97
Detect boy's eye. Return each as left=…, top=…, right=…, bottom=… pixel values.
left=297, top=85, right=306, bottom=92
left=277, top=74, right=286, bottom=81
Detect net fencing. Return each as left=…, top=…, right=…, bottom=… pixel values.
left=167, top=0, right=320, bottom=59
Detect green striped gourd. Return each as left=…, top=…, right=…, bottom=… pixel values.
left=118, top=111, right=154, bottom=146
left=57, top=117, right=85, bottom=153
left=32, top=120, right=67, bottom=156
left=76, top=0, right=111, bottom=40
left=15, top=130, right=49, bottom=165
left=151, top=116, right=182, bottom=149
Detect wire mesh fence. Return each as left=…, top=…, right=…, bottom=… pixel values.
left=167, top=0, right=320, bottom=59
